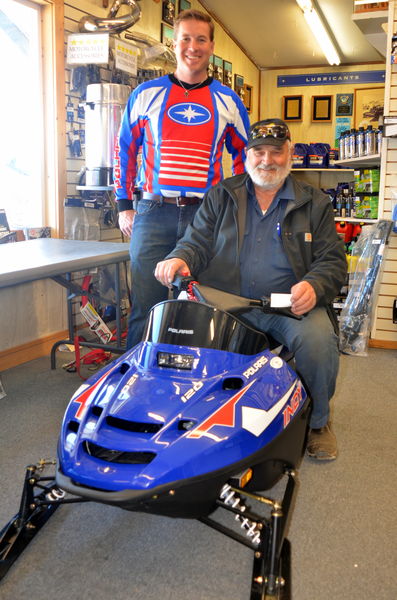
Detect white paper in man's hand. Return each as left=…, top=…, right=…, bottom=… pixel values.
left=270, top=293, right=292, bottom=308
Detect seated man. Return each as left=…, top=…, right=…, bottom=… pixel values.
left=155, top=118, right=347, bottom=460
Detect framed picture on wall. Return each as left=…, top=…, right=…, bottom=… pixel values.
left=213, top=55, right=223, bottom=82
left=354, top=87, right=384, bottom=129
left=234, top=74, right=244, bottom=102
left=179, top=0, right=191, bottom=11
left=243, top=84, right=253, bottom=113
left=282, top=95, right=303, bottom=121
left=234, top=74, right=244, bottom=89
left=161, top=23, right=174, bottom=49
left=162, top=0, right=176, bottom=25
left=223, top=60, right=232, bottom=87
left=207, top=54, right=214, bottom=78
left=311, top=95, right=332, bottom=122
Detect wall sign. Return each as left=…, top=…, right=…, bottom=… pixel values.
left=277, top=70, right=385, bottom=87
left=336, top=93, right=353, bottom=116
left=335, top=117, right=351, bottom=148
left=67, top=34, right=109, bottom=65
left=115, top=41, right=138, bottom=75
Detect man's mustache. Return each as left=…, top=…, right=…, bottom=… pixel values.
left=256, top=165, right=279, bottom=172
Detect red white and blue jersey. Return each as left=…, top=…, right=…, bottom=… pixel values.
left=114, top=75, right=250, bottom=204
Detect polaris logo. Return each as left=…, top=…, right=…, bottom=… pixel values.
left=167, top=327, right=194, bottom=335
left=167, top=103, right=211, bottom=125
left=243, top=355, right=268, bottom=379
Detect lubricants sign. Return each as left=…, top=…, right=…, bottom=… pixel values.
left=277, top=70, right=385, bottom=87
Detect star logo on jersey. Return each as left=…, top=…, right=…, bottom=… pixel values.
left=168, top=103, right=211, bottom=125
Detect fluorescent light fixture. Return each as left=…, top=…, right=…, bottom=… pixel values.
left=296, top=0, right=341, bottom=66
left=296, top=0, right=313, bottom=9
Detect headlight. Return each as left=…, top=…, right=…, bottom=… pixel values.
left=157, top=352, right=194, bottom=370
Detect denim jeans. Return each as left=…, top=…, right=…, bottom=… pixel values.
left=127, top=199, right=199, bottom=349
left=243, top=307, right=339, bottom=428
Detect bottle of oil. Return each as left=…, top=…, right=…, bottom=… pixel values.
left=344, top=130, right=351, bottom=159
left=376, top=125, right=383, bottom=154
left=339, top=131, right=345, bottom=161
left=365, top=125, right=376, bottom=156
left=357, top=127, right=365, bottom=157
left=349, top=129, right=357, bottom=159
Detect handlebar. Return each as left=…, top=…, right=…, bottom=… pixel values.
left=172, top=276, right=301, bottom=320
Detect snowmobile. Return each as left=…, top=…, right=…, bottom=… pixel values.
left=0, top=278, right=312, bottom=599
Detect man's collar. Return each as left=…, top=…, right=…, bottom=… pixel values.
left=280, top=174, right=295, bottom=199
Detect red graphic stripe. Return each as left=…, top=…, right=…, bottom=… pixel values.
left=187, top=380, right=255, bottom=439
left=73, top=371, right=110, bottom=419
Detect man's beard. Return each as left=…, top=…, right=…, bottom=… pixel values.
left=246, top=158, right=292, bottom=191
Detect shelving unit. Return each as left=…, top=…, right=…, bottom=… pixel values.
left=333, top=153, right=381, bottom=168
left=335, top=216, right=377, bottom=224
left=291, top=167, right=355, bottom=190
left=291, top=168, right=354, bottom=172
left=292, top=160, right=380, bottom=222
left=334, top=153, right=381, bottom=221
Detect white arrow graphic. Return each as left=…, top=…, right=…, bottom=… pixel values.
left=241, top=380, right=297, bottom=437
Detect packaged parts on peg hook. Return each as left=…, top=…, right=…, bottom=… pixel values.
left=339, top=220, right=393, bottom=356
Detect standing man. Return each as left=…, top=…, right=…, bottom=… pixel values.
left=114, top=9, right=250, bottom=349
left=155, top=119, right=347, bottom=461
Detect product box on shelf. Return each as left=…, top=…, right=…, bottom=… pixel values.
left=328, top=149, right=339, bottom=167
left=292, top=143, right=309, bottom=168
left=354, top=169, right=380, bottom=193
left=354, top=195, right=378, bottom=219
left=307, top=143, right=330, bottom=168
left=25, top=227, right=51, bottom=239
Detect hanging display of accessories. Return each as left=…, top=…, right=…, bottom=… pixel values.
left=339, top=220, right=393, bottom=356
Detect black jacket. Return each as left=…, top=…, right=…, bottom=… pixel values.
left=167, top=173, right=347, bottom=318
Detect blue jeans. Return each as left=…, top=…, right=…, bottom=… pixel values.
left=243, top=307, right=339, bottom=428
left=127, top=199, right=199, bottom=349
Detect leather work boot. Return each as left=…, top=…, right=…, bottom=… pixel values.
left=307, top=422, right=337, bottom=460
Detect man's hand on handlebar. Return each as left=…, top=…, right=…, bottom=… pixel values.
left=290, top=281, right=316, bottom=315
left=155, top=258, right=191, bottom=289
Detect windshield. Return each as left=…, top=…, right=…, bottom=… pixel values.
left=143, top=300, right=268, bottom=355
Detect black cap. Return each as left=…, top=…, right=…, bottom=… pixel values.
left=247, top=118, right=291, bottom=150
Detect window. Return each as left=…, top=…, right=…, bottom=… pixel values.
left=0, top=0, right=45, bottom=230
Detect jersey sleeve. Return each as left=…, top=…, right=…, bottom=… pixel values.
left=225, top=92, right=250, bottom=175
left=113, top=87, right=145, bottom=204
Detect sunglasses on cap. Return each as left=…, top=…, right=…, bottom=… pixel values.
left=249, top=123, right=290, bottom=141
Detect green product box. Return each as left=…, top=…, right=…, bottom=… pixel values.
left=369, top=195, right=378, bottom=219
left=353, top=168, right=380, bottom=193
left=354, top=196, right=372, bottom=219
